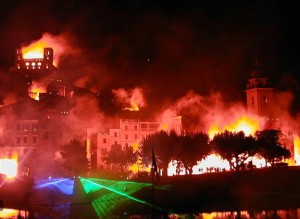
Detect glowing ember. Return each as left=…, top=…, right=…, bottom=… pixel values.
left=28, top=81, right=47, bottom=100
left=0, top=158, right=18, bottom=179
left=208, top=115, right=260, bottom=139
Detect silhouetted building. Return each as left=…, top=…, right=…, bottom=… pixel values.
left=245, top=62, right=294, bottom=161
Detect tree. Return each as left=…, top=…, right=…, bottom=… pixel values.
left=210, top=130, right=257, bottom=171
left=139, top=131, right=177, bottom=177
left=60, top=139, right=88, bottom=176
left=103, top=143, right=137, bottom=177
left=255, top=129, right=291, bottom=167
left=174, top=132, right=210, bottom=175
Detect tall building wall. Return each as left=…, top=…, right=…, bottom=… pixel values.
left=97, top=117, right=183, bottom=170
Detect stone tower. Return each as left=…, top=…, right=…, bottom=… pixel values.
left=245, top=61, right=277, bottom=129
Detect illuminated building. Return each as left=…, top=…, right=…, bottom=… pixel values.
left=0, top=95, right=73, bottom=177
left=15, top=47, right=71, bottom=100
left=15, top=47, right=55, bottom=72
left=97, top=117, right=182, bottom=170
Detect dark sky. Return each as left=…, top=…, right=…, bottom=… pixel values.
left=0, top=0, right=300, bottom=114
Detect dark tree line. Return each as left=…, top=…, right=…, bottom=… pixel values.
left=138, top=129, right=291, bottom=177
left=59, top=129, right=291, bottom=178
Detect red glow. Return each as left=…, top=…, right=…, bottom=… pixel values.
left=208, top=115, right=261, bottom=139
left=21, top=33, right=69, bottom=66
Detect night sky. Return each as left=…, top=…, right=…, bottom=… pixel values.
left=0, top=0, right=300, bottom=116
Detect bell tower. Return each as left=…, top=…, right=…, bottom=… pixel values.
left=245, top=61, right=276, bottom=129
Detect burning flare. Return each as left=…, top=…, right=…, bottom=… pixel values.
left=28, top=81, right=47, bottom=101
left=0, top=158, right=18, bottom=179
left=294, top=136, right=300, bottom=165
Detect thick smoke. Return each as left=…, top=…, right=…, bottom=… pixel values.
left=156, top=90, right=265, bottom=133
left=0, top=1, right=299, bottom=137
left=112, top=87, right=146, bottom=110
left=2, top=0, right=298, bottom=114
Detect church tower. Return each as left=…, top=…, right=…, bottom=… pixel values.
left=245, top=62, right=276, bottom=129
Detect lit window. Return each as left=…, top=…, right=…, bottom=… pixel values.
left=32, top=62, right=36, bottom=66
left=38, top=62, right=42, bottom=66
left=26, top=62, right=29, bottom=66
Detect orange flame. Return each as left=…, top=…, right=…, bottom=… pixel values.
left=21, top=33, right=70, bottom=66
left=167, top=114, right=263, bottom=175
left=208, top=115, right=260, bottom=139
left=28, top=81, right=47, bottom=100
left=124, top=102, right=139, bottom=111
left=22, top=41, right=47, bottom=59
left=113, top=87, right=145, bottom=112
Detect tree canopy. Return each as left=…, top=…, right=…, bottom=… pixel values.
left=174, top=132, right=210, bottom=175
left=103, top=142, right=137, bottom=176
left=139, top=131, right=177, bottom=177
left=255, top=129, right=291, bottom=167
left=60, top=139, right=89, bottom=176
left=210, top=130, right=257, bottom=171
